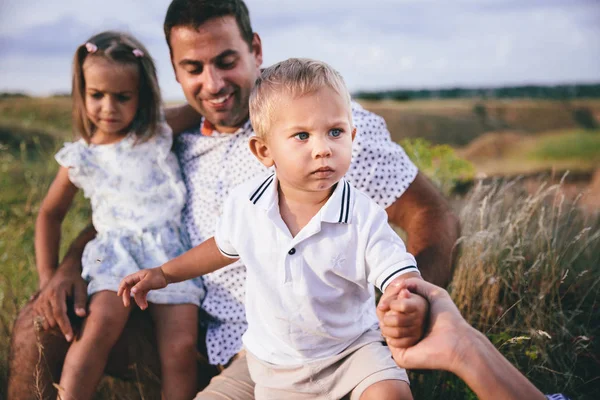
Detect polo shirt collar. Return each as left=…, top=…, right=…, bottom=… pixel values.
left=248, top=172, right=354, bottom=224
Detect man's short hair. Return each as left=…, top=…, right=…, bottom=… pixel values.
left=164, top=0, right=254, bottom=53
left=249, top=58, right=352, bottom=138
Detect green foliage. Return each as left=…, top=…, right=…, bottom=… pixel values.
left=400, top=138, right=475, bottom=194
left=531, top=129, right=600, bottom=161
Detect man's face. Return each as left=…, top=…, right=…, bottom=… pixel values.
left=169, top=16, right=262, bottom=133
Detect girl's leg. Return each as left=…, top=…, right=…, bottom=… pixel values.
left=58, top=291, right=131, bottom=400
left=149, top=303, right=199, bottom=400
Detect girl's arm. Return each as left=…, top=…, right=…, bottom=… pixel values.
left=164, top=103, right=203, bottom=136
left=118, top=237, right=236, bottom=309
left=35, top=167, right=78, bottom=288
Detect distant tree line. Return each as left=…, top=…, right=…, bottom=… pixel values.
left=354, top=83, right=600, bottom=101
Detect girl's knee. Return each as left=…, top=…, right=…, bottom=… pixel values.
left=160, top=332, right=198, bottom=368
left=359, top=380, right=412, bottom=400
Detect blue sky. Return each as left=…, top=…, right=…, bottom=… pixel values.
left=1, top=0, right=599, bottom=101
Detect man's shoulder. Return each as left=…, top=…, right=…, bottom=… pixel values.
left=351, top=100, right=382, bottom=120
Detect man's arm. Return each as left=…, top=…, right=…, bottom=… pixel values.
left=379, top=278, right=546, bottom=400
left=385, top=172, right=460, bottom=287
left=164, top=104, right=202, bottom=135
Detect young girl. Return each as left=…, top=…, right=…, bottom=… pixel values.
left=35, top=31, right=204, bottom=400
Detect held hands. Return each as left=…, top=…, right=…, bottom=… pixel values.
left=377, top=277, right=474, bottom=372
left=117, top=267, right=168, bottom=310
left=376, top=278, right=429, bottom=348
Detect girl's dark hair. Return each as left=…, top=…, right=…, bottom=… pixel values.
left=72, top=31, right=162, bottom=143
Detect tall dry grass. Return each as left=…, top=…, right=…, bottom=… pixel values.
left=450, top=178, right=598, bottom=398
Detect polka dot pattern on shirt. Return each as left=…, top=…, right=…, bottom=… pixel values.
left=174, top=102, right=418, bottom=365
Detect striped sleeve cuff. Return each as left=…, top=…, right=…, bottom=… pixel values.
left=216, top=244, right=239, bottom=259
left=376, top=263, right=420, bottom=293
left=214, top=235, right=240, bottom=259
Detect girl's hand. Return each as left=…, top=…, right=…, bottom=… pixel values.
left=117, top=267, right=168, bottom=310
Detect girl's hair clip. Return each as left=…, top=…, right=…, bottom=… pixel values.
left=85, top=42, right=98, bottom=53
left=132, top=49, right=144, bottom=58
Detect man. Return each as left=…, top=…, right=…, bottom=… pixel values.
left=8, top=1, right=459, bottom=398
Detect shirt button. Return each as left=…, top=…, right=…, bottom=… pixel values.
left=288, top=248, right=296, bottom=255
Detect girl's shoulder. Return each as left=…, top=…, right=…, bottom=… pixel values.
left=54, top=139, right=88, bottom=168
left=131, top=120, right=173, bottom=151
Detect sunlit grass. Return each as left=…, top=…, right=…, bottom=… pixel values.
left=531, top=130, right=600, bottom=161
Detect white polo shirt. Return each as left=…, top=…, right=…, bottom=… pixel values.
left=214, top=173, right=418, bottom=365
left=175, top=101, right=419, bottom=365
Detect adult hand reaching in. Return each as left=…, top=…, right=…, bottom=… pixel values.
left=377, top=278, right=546, bottom=400
left=31, top=262, right=88, bottom=343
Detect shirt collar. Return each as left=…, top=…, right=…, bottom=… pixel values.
left=200, top=117, right=252, bottom=136
left=248, top=172, right=354, bottom=224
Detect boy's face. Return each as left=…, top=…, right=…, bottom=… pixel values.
left=169, top=16, right=262, bottom=133
left=255, top=87, right=355, bottom=194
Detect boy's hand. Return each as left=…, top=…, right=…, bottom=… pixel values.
left=117, top=267, right=168, bottom=310
left=377, top=281, right=429, bottom=348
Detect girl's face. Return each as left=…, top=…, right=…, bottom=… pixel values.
left=83, top=57, right=140, bottom=138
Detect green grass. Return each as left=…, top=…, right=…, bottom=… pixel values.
left=1, top=98, right=599, bottom=399
left=532, top=130, right=600, bottom=161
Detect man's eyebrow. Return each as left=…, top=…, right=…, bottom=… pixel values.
left=215, top=49, right=238, bottom=60
left=178, top=49, right=239, bottom=67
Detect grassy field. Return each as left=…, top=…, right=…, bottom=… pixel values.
left=362, top=98, right=600, bottom=146
left=1, top=97, right=599, bottom=399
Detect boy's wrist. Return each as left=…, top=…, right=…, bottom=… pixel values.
left=383, top=271, right=422, bottom=293
left=159, top=266, right=170, bottom=285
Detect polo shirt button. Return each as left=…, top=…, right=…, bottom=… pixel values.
left=288, top=248, right=296, bottom=255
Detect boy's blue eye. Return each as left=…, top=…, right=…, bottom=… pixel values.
left=330, top=129, right=343, bottom=137
left=117, top=95, right=131, bottom=102
left=295, top=132, right=309, bottom=141
left=91, top=93, right=103, bottom=99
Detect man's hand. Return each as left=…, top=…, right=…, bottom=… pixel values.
left=377, top=277, right=473, bottom=372
left=117, top=267, right=168, bottom=310
left=31, top=263, right=87, bottom=342
left=376, top=280, right=428, bottom=348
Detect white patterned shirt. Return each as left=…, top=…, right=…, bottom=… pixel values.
left=174, top=101, right=418, bottom=365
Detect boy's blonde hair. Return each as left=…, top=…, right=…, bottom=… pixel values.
left=249, top=58, right=352, bottom=138
left=72, top=31, right=162, bottom=143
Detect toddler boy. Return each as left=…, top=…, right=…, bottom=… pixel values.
left=119, top=58, right=426, bottom=400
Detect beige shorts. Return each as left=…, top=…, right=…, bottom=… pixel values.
left=246, top=332, right=409, bottom=400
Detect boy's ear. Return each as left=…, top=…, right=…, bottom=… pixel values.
left=249, top=136, right=274, bottom=167
left=351, top=127, right=357, bottom=141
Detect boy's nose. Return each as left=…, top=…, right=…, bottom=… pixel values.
left=312, top=139, right=332, bottom=158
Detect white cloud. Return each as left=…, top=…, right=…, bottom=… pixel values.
left=1, top=0, right=599, bottom=99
